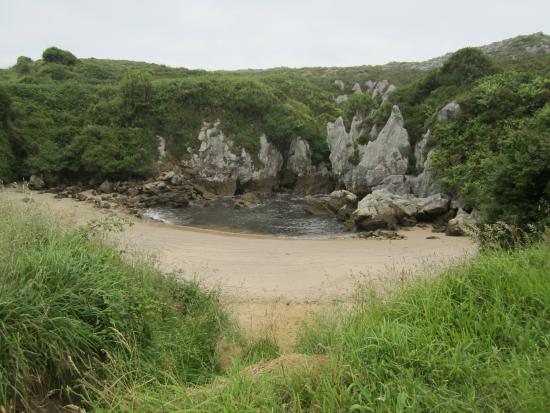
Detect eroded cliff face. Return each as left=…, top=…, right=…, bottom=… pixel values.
left=326, top=106, right=410, bottom=195
left=174, top=96, right=458, bottom=202
left=182, top=121, right=283, bottom=195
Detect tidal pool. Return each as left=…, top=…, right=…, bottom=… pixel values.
left=144, top=194, right=348, bottom=237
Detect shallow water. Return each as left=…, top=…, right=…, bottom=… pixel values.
left=144, top=194, right=348, bottom=237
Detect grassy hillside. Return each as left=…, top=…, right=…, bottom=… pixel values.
left=0, top=199, right=229, bottom=411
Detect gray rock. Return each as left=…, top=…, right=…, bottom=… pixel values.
left=373, top=175, right=412, bottom=196
left=98, top=180, right=114, bottom=194
left=382, top=84, right=397, bottom=101
left=28, top=175, right=45, bottom=190
left=350, top=106, right=410, bottom=192
left=410, top=150, right=441, bottom=197
left=416, top=193, right=450, bottom=216
left=446, top=208, right=481, bottom=236
left=437, top=101, right=461, bottom=122
left=326, top=116, right=356, bottom=183
left=303, top=195, right=333, bottom=216
left=334, top=79, right=345, bottom=91
left=335, top=94, right=348, bottom=104
left=352, top=83, right=363, bottom=94
left=287, top=137, right=312, bottom=177
left=372, top=80, right=390, bottom=98
left=182, top=121, right=283, bottom=195
left=353, top=189, right=450, bottom=231
left=414, top=130, right=430, bottom=173
left=157, top=135, right=167, bottom=159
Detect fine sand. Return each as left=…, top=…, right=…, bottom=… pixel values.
left=1, top=188, right=476, bottom=349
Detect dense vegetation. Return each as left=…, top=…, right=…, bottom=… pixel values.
left=393, top=47, right=550, bottom=225
left=0, top=33, right=549, bottom=225
left=0, top=47, right=342, bottom=184
left=0, top=200, right=229, bottom=411
left=82, top=233, right=550, bottom=412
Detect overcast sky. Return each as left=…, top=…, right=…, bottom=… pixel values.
left=1, top=0, right=549, bottom=70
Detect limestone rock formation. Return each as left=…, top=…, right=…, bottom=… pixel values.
left=335, top=94, right=348, bottom=104
left=364, top=79, right=396, bottom=101
left=28, top=175, right=45, bottom=190
left=334, top=79, right=345, bottom=91
left=350, top=106, right=410, bottom=193
left=353, top=189, right=450, bottom=231
left=352, top=82, right=363, bottom=94
left=446, top=208, right=481, bottom=236
left=287, top=137, right=312, bottom=177
left=157, top=136, right=167, bottom=159
left=182, top=121, right=284, bottom=195
left=326, top=116, right=358, bottom=183
left=437, top=101, right=461, bottom=122
left=303, top=190, right=358, bottom=220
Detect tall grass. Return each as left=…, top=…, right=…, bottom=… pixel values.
left=97, top=238, right=550, bottom=411
left=0, top=200, right=228, bottom=411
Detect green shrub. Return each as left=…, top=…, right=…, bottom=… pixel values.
left=42, top=47, right=78, bottom=66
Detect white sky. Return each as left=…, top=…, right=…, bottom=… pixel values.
left=1, top=0, right=549, bottom=70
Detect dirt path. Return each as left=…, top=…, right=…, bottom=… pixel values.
left=1, top=188, right=475, bottom=350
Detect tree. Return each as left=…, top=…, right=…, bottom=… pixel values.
left=42, top=47, right=78, bottom=66
left=14, top=56, right=32, bottom=75
left=119, top=71, right=153, bottom=125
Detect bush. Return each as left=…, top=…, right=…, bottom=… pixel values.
left=0, top=201, right=229, bottom=410
left=42, top=47, right=78, bottom=66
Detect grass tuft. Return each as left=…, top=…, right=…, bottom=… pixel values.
left=0, top=200, right=229, bottom=411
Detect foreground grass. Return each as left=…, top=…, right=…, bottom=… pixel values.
left=98, top=239, right=550, bottom=412
left=0, top=200, right=229, bottom=411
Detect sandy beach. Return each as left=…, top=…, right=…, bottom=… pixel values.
left=1, top=188, right=476, bottom=349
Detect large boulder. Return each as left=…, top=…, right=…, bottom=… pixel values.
left=327, top=190, right=358, bottom=220
left=28, top=175, right=45, bottom=190
left=446, top=208, right=481, bottom=236
left=98, top=179, right=114, bottom=194
left=437, top=101, right=461, bottom=122
left=353, top=189, right=450, bottom=231
left=303, top=195, right=333, bottom=216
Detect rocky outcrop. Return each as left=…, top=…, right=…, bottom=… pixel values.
left=284, top=137, right=333, bottom=194
left=182, top=121, right=283, bottom=195
left=364, top=79, right=396, bottom=101
left=98, top=179, right=114, bottom=194
left=303, top=190, right=358, bottom=221
left=350, top=106, right=410, bottom=193
left=352, top=83, right=362, bottom=94
left=335, top=94, right=348, bottom=104
left=246, top=134, right=284, bottom=192
left=28, top=175, right=45, bottom=190
left=286, top=137, right=312, bottom=177
left=437, top=101, right=461, bottom=122
left=157, top=136, right=167, bottom=159
left=353, top=189, right=450, bottom=231
left=334, top=79, right=345, bottom=91
left=327, top=116, right=358, bottom=182
left=446, top=208, right=481, bottom=235
left=326, top=106, right=411, bottom=195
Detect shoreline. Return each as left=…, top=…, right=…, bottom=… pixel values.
left=1, top=187, right=476, bottom=349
